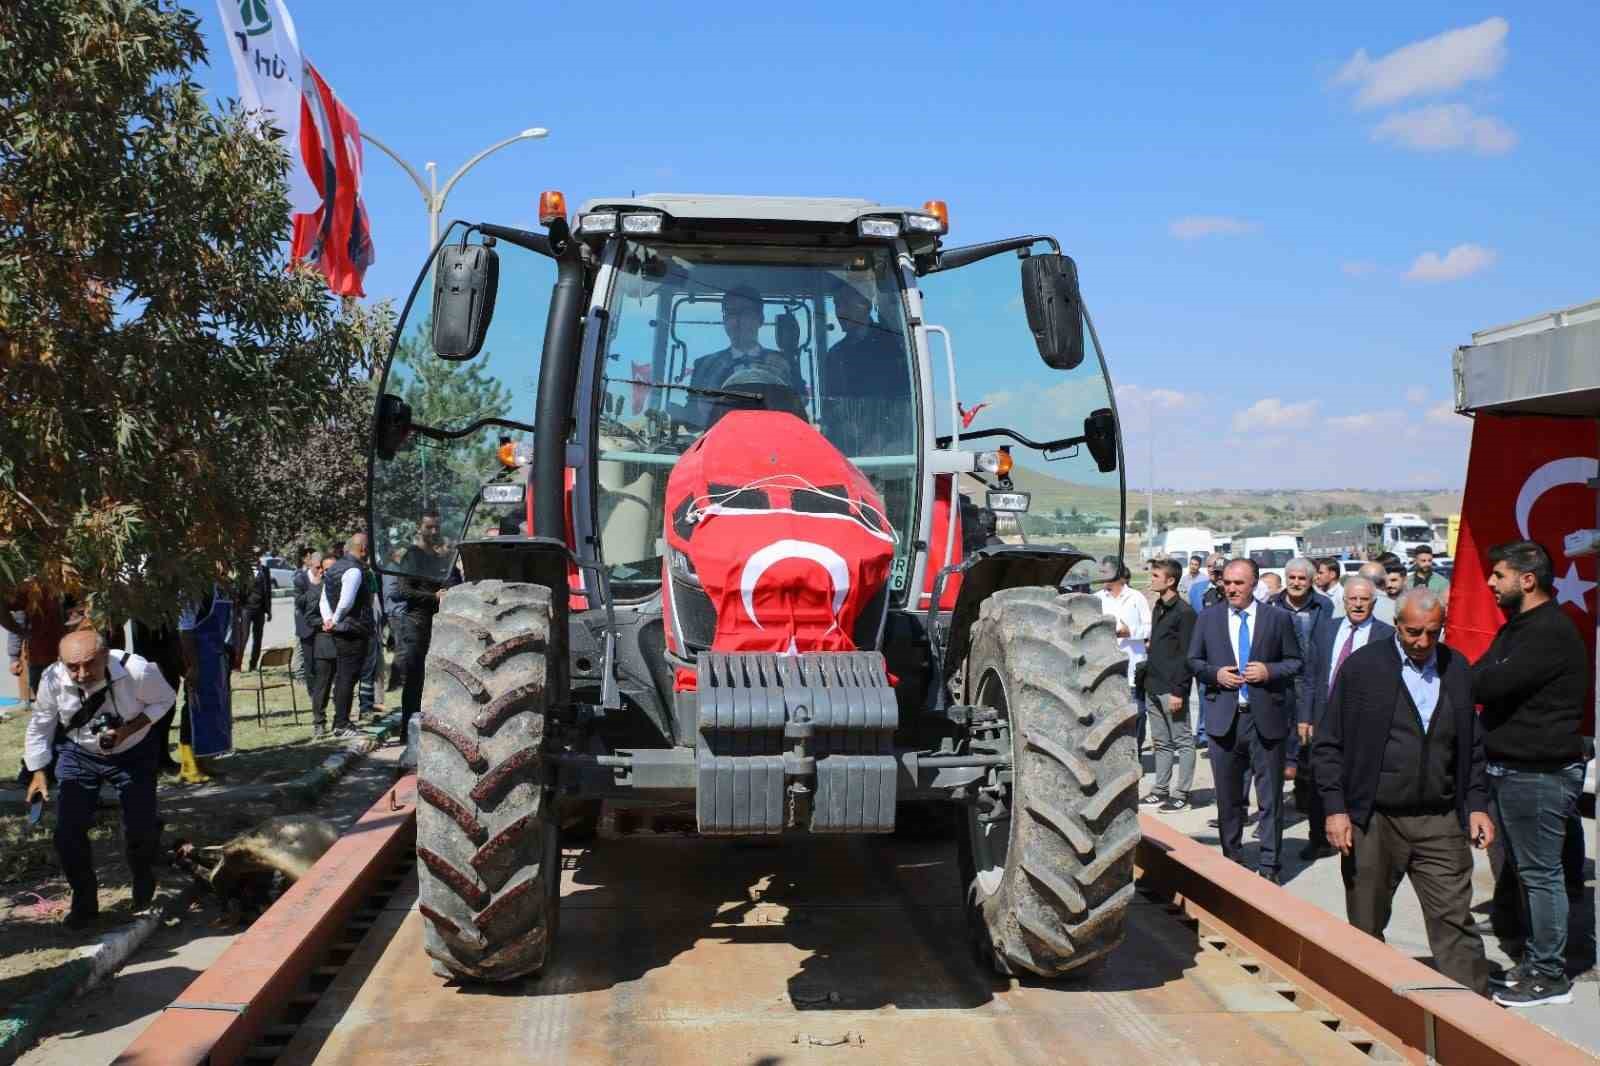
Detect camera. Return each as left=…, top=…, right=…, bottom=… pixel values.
left=88, top=708, right=122, bottom=751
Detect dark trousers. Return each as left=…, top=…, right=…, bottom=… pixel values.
left=310, top=651, right=336, bottom=729
left=1342, top=810, right=1488, bottom=994
left=54, top=734, right=160, bottom=914
left=241, top=606, right=268, bottom=671
left=330, top=632, right=365, bottom=730
left=386, top=613, right=407, bottom=692
left=1490, top=765, right=1584, bottom=980
left=1208, top=709, right=1285, bottom=873
left=358, top=625, right=380, bottom=716
left=394, top=612, right=433, bottom=740
left=299, top=636, right=317, bottom=686
left=1297, top=738, right=1328, bottom=848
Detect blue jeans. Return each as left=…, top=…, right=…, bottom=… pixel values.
left=1490, top=764, right=1584, bottom=980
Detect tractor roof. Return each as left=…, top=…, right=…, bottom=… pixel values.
left=578, top=193, right=921, bottom=226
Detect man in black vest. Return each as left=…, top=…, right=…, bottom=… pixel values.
left=319, top=533, right=371, bottom=739
left=1312, top=588, right=1494, bottom=995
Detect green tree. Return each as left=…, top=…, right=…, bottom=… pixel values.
left=0, top=1, right=371, bottom=621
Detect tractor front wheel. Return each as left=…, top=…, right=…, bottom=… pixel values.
left=414, top=581, right=561, bottom=982
left=956, top=587, right=1140, bottom=977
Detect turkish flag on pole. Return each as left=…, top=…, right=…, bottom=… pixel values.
left=1448, top=414, right=1598, bottom=733
left=289, top=62, right=375, bottom=297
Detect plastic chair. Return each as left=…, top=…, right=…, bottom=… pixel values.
left=250, top=645, right=299, bottom=727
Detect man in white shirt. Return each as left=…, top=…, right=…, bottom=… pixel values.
left=1313, top=558, right=1346, bottom=619
left=24, top=630, right=177, bottom=927
left=1095, top=556, right=1152, bottom=748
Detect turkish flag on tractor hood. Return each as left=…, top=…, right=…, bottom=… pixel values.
left=1448, top=414, right=1597, bottom=734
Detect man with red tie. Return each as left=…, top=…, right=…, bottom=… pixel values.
left=1299, top=576, right=1393, bottom=860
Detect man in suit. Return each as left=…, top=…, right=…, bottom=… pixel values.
left=1298, top=576, right=1392, bottom=860
left=240, top=557, right=273, bottom=672
left=1188, top=558, right=1303, bottom=882
left=1311, top=588, right=1494, bottom=995
left=681, top=285, right=802, bottom=428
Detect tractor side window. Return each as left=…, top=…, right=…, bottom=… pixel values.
left=593, top=243, right=918, bottom=595
left=371, top=225, right=551, bottom=580
left=918, top=242, right=1123, bottom=558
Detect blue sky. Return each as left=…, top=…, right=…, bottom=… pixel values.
left=195, top=3, right=1599, bottom=491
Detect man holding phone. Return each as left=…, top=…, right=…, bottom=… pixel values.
left=23, top=630, right=177, bottom=928
left=1311, top=588, right=1494, bottom=995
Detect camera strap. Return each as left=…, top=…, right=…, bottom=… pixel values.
left=62, top=651, right=130, bottom=732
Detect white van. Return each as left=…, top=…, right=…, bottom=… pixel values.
left=1146, top=526, right=1215, bottom=565
left=1244, top=534, right=1299, bottom=585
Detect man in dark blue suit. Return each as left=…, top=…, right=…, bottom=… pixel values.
left=1297, top=576, right=1393, bottom=860
left=1188, top=559, right=1303, bottom=882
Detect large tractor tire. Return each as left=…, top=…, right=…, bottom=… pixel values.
left=957, top=587, right=1141, bottom=977
left=415, top=580, right=561, bottom=982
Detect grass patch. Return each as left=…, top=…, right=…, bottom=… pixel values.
left=0, top=659, right=386, bottom=1007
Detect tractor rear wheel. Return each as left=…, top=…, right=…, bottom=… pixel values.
left=957, top=587, right=1140, bottom=977
left=415, top=580, right=560, bottom=982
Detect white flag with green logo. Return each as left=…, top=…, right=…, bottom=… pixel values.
left=215, top=0, right=317, bottom=212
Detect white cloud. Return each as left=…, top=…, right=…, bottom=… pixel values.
left=1169, top=216, right=1260, bottom=240
left=1232, top=397, right=1318, bottom=433
left=1404, top=243, right=1496, bottom=282
left=1425, top=401, right=1466, bottom=426
left=1116, top=383, right=1204, bottom=415
left=1404, top=385, right=1430, bottom=405
left=1342, top=260, right=1379, bottom=278
left=1327, top=409, right=1406, bottom=433
left=1334, top=17, right=1509, bottom=109
left=1372, top=104, right=1517, bottom=155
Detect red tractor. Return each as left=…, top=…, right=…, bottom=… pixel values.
left=369, top=193, right=1136, bottom=983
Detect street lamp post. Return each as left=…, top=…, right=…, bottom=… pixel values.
left=360, top=127, right=549, bottom=248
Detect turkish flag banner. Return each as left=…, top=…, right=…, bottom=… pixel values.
left=290, top=62, right=375, bottom=297
left=663, top=411, right=894, bottom=657
left=1448, top=414, right=1597, bottom=734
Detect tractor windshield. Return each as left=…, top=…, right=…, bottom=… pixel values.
left=591, top=242, right=919, bottom=594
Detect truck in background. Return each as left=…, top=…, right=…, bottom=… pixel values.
left=1243, top=533, right=1299, bottom=583
left=1142, top=525, right=1216, bottom=564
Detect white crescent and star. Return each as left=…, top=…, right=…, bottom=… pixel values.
left=1514, top=455, right=1599, bottom=614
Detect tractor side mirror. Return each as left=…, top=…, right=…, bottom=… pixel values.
left=1084, top=407, right=1117, bottom=473
left=1020, top=253, right=1085, bottom=370
left=431, top=241, right=499, bottom=360
left=374, top=393, right=413, bottom=461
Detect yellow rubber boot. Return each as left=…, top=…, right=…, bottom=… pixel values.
left=177, top=743, right=211, bottom=785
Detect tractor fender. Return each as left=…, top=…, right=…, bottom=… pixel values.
left=939, top=544, right=1090, bottom=677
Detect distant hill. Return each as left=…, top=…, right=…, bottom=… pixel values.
left=966, top=462, right=1463, bottom=531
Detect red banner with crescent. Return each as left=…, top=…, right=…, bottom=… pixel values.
left=1447, top=414, right=1597, bottom=733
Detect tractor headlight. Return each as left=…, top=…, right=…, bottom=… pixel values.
left=975, top=450, right=1013, bottom=477
left=857, top=218, right=900, bottom=239
left=579, top=212, right=618, bottom=235
left=621, top=212, right=663, bottom=235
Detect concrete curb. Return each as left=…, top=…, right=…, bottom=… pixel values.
left=0, top=883, right=203, bottom=1066
left=0, top=712, right=400, bottom=1064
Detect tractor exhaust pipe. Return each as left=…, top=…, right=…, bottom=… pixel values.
left=533, top=226, right=584, bottom=541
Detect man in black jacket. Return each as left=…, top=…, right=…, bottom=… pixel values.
left=1312, top=588, right=1494, bottom=995
left=393, top=511, right=452, bottom=743
left=1471, top=540, right=1588, bottom=1008
left=240, top=557, right=273, bottom=672
left=1142, top=558, right=1197, bottom=811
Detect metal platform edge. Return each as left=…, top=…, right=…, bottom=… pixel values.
left=1136, top=815, right=1593, bottom=1066
left=113, top=791, right=1589, bottom=1066
left=113, top=775, right=418, bottom=1066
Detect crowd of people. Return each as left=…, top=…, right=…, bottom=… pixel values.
left=1105, top=538, right=1593, bottom=1008
left=4, top=509, right=457, bottom=930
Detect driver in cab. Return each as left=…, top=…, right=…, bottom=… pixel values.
left=681, top=285, right=802, bottom=427
left=820, top=273, right=911, bottom=456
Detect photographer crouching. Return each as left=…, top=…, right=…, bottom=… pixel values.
left=23, top=629, right=177, bottom=928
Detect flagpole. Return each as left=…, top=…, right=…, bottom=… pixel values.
left=359, top=128, right=549, bottom=247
